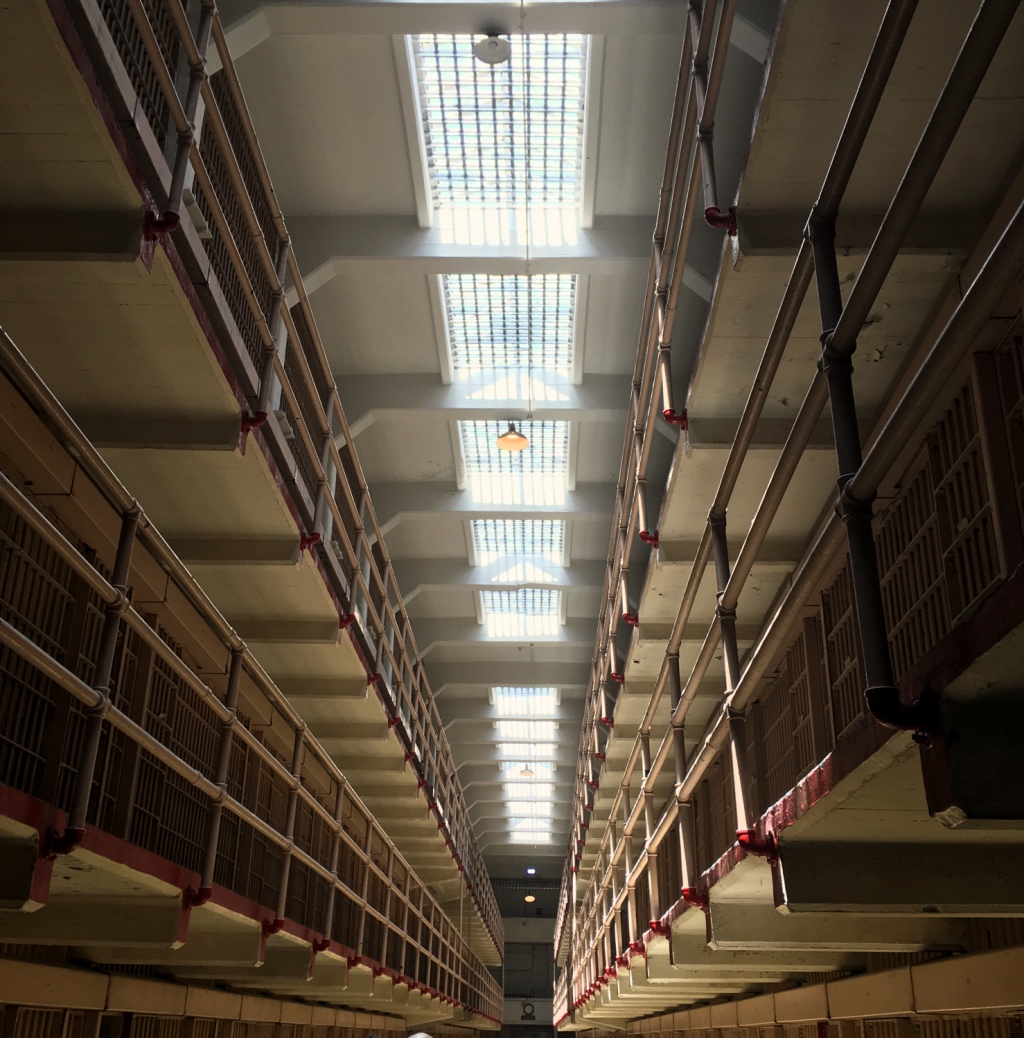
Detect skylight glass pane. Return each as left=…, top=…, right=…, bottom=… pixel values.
left=500, top=761, right=555, bottom=780
left=510, top=830, right=552, bottom=843
left=495, top=719, right=558, bottom=741
left=507, top=800, right=552, bottom=817
left=503, top=781, right=554, bottom=800
left=509, top=817, right=553, bottom=832
left=445, top=275, right=576, bottom=395
left=492, top=686, right=560, bottom=717
left=415, top=34, right=588, bottom=209
left=482, top=588, right=561, bottom=638
left=473, top=521, right=564, bottom=571
left=460, top=420, right=569, bottom=506
left=497, top=742, right=557, bottom=759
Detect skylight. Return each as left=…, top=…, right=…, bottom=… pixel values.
left=497, top=742, right=557, bottom=759
left=491, top=686, right=560, bottom=717
left=503, top=781, right=554, bottom=800
left=444, top=274, right=576, bottom=397
left=460, top=420, right=569, bottom=506
left=482, top=588, right=561, bottom=638
left=473, top=520, right=564, bottom=566
left=414, top=34, right=588, bottom=210
left=507, top=801, right=553, bottom=817
left=500, top=761, right=555, bottom=780
left=496, top=719, right=558, bottom=741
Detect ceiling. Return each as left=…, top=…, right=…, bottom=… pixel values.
left=217, top=0, right=776, bottom=877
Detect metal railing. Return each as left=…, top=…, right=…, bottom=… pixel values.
left=0, top=326, right=502, bottom=1024
left=67, top=0, right=501, bottom=951
left=554, top=0, right=1024, bottom=1004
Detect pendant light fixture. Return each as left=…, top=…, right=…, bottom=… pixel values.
left=497, top=421, right=529, bottom=451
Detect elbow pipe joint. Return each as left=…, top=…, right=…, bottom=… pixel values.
left=639, top=529, right=660, bottom=549
left=610, top=671, right=626, bottom=684
left=680, top=886, right=709, bottom=912
left=865, top=685, right=941, bottom=744
left=736, top=829, right=779, bottom=864
left=662, top=408, right=688, bottom=429
left=600, top=716, right=615, bottom=728
left=704, top=206, right=737, bottom=236
left=622, top=611, right=640, bottom=628
left=261, top=917, right=285, bottom=939
left=41, top=826, right=85, bottom=860
left=184, top=885, right=213, bottom=908
left=241, top=410, right=268, bottom=434
left=299, top=531, right=321, bottom=551
left=143, top=211, right=181, bottom=240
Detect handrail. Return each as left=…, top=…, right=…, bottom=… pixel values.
left=555, top=0, right=936, bottom=967
left=0, top=338, right=503, bottom=1019
left=90, top=0, right=501, bottom=948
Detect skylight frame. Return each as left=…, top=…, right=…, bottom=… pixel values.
left=495, top=719, right=559, bottom=742
left=481, top=588, right=562, bottom=638
left=443, top=274, right=577, bottom=388
left=413, top=34, right=589, bottom=211
left=490, top=686, right=560, bottom=717
left=473, top=521, right=565, bottom=570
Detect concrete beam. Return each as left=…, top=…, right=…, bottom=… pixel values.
left=393, top=557, right=605, bottom=602
left=708, top=901, right=970, bottom=953
left=219, top=0, right=770, bottom=49
left=70, top=412, right=241, bottom=451
left=0, top=209, right=142, bottom=260
left=168, top=535, right=301, bottom=565
left=0, top=897, right=186, bottom=948
left=777, top=842, right=1024, bottom=915
left=668, top=932, right=864, bottom=975
left=373, top=481, right=613, bottom=533
left=233, top=617, right=341, bottom=643
left=80, top=925, right=264, bottom=966
left=341, top=376, right=626, bottom=439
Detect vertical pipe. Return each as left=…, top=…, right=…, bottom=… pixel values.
left=275, top=726, right=306, bottom=922
left=319, top=781, right=346, bottom=943
left=55, top=507, right=139, bottom=850
left=194, top=646, right=244, bottom=901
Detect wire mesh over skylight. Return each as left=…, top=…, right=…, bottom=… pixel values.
left=415, top=34, right=588, bottom=209
left=491, top=686, right=559, bottom=717
left=482, top=588, right=561, bottom=638
left=444, top=275, right=576, bottom=396
left=509, top=817, right=553, bottom=842
left=460, top=421, right=569, bottom=506
left=472, top=520, right=565, bottom=582
left=496, top=719, right=558, bottom=742
left=497, top=742, right=557, bottom=759
left=506, top=801, right=553, bottom=817
left=503, top=781, right=554, bottom=800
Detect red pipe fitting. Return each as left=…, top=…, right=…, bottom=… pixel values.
left=737, top=829, right=780, bottom=864
left=594, top=751, right=606, bottom=762
left=587, top=779, right=599, bottom=790
left=680, top=886, right=709, bottom=911
left=241, top=410, right=268, bottom=433
left=663, top=408, right=688, bottom=428
left=649, top=919, right=670, bottom=937
left=366, top=671, right=382, bottom=685
left=704, top=205, right=737, bottom=236
left=41, top=826, right=85, bottom=860
left=299, top=531, right=321, bottom=551
left=184, top=885, right=213, bottom=908
left=387, top=714, right=400, bottom=728
left=610, top=672, right=625, bottom=684
left=629, top=941, right=645, bottom=956
left=143, top=210, right=181, bottom=240
left=622, top=611, right=640, bottom=627
left=580, top=822, right=589, bottom=831
left=262, top=918, right=285, bottom=938
left=338, top=613, right=356, bottom=629
left=616, top=953, right=630, bottom=968
left=639, top=530, right=660, bottom=549
left=600, top=716, right=614, bottom=728
left=312, top=937, right=331, bottom=953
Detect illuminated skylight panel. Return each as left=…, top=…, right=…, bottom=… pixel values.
left=503, top=781, right=554, bottom=800
left=500, top=761, right=555, bottom=780
left=473, top=521, right=564, bottom=569
left=510, top=830, right=552, bottom=843
left=491, top=686, right=559, bottom=718
left=415, top=34, right=588, bottom=210
left=482, top=588, right=561, bottom=638
left=496, top=719, right=558, bottom=741
left=497, top=742, right=557, bottom=759
left=506, top=800, right=552, bottom=818
left=444, top=275, right=576, bottom=391
left=460, top=420, right=569, bottom=506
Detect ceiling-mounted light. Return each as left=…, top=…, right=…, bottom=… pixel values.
left=519, top=765, right=535, bottom=778
left=497, top=421, right=529, bottom=452
left=474, top=34, right=512, bottom=66
left=524, top=894, right=536, bottom=904
left=526, top=866, right=536, bottom=876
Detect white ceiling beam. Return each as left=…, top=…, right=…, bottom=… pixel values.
left=339, top=374, right=625, bottom=438
left=372, top=481, right=613, bottom=534
left=218, top=0, right=688, bottom=39
left=291, top=213, right=662, bottom=277
left=414, top=618, right=598, bottom=654
left=394, top=557, right=606, bottom=601
left=429, top=662, right=589, bottom=691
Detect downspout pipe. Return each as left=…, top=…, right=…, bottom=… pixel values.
left=809, top=0, right=1021, bottom=738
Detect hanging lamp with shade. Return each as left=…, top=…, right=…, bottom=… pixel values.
left=497, top=421, right=529, bottom=451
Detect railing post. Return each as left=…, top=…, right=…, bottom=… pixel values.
left=275, top=725, right=306, bottom=924
left=319, top=781, right=347, bottom=945
left=47, top=506, right=139, bottom=855
left=258, top=240, right=292, bottom=417
left=191, top=646, right=244, bottom=904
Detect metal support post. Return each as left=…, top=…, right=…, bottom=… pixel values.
left=46, top=507, right=139, bottom=856
left=275, top=726, right=306, bottom=923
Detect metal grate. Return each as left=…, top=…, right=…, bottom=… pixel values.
left=821, top=558, right=867, bottom=741
left=414, top=35, right=587, bottom=209
left=473, top=520, right=564, bottom=568
left=495, top=719, right=558, bottom=741
left=445, top=274, right=576, bottom=393
left=460, top=420, right=569, bottom=506
left=491, top=686, right=559, bottom=716
left=481, top=588, right=561, bottom=637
